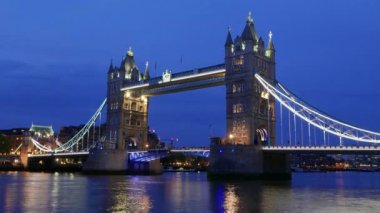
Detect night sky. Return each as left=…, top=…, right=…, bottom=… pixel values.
left=1, top=1, right=380, bottom=146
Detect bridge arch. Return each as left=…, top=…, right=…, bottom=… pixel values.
left=255, top=128, right=268, bottom=145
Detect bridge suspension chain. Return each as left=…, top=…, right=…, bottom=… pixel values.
left=255, top=74, right=380, bottom=144
left=31, top=98, right=107, bottom=153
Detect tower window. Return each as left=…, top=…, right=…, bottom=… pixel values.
left=233, top=104, right=244, bottom=113
left=131, top=102, right=137, bottom=111
left=232, top=82, right=244, bottom=93
left=233, top=56, right=244, bottom=66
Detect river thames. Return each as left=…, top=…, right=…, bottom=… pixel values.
left=1, top=171, right=380, bottom=212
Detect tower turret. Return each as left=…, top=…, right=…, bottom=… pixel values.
left=144, top=61, right=150, bottom=80
left=265, top=31, right=275, bottom=61
left=108, top=60, right=114, bottom=73
left=225, top=26, right=234, bottom=47
left=241, top=12, right=258, bottom=43
left=123, top=47, right=139, bottom=80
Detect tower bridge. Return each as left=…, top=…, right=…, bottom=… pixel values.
left=21, top=12, right=380, bottom=179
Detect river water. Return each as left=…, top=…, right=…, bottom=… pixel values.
left=1, top=171, right=380, bottom=213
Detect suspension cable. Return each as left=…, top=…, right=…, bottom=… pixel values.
left=255, top=74, right=380, bottom=143
left=288, top=110, right=291, bottom=145
left=280, top=103, right=283, bottom=146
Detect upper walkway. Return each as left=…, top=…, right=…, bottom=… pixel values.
left=121, top=64, right=225, bottom=96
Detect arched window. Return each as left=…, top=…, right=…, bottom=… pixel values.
left=131, top=102, right=137, bottom=111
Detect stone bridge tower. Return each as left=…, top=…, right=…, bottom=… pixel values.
left=209, top=13, right=290, bottom=180
left=107, top=48, right=150, bottom=150
left=225, top=12, right=276, bottom=146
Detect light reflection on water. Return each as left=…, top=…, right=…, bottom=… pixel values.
left=1, top=172, right=380, bottom=212
left=223, top=185, right=239, bottom=213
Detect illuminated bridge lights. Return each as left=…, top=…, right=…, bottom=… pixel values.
left=255, top=74, right=380, bottom=144
left=30, top=99, right=106, bottom=154
left=29, top=68, right=380, bottom=157
left=121, top=64, right=226, bottom=93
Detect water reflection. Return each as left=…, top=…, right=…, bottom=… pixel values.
left=1, top=172, right=380, bottom=212
left=223, top=185, right=239, bottom=213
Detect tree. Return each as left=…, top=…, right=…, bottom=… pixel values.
left=0, top=134, right=12, bottom=154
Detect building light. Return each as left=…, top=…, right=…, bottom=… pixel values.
left=261, top=91, right=269, bottom=100
left=229, top=134, right=234, bottom=139
left=125, top=91, right=131, bottom=98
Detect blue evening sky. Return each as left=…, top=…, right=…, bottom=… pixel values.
left=1, top=0, right=379, bottom=146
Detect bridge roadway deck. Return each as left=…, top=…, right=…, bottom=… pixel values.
left=27, top=148, right=210, bottom=158
left=28, top=152, right=89, bottom=158
left=27, top=146, right=380, bottom=159
left=262, top=146, right=380, bottom=155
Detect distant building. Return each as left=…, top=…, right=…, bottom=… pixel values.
left=0, top=128, right=28, bottom=154
left=27, top=124, right=56, bottom=153
left=29, top=124, right=54, bottom=138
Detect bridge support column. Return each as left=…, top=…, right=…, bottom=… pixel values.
left=83, top=149, right=129, bottom=174
left=208, top=144, right=291, bottom=180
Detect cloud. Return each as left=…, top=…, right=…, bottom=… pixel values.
left=0, top=59, right=31, bottom=73
left=0, top=59, right=54, bottom=81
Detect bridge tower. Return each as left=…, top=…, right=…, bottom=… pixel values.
left=225, top=12, right=276, bottom=146
left=106, top=48, right=149, bottom=150
left=209, top=13, right=289, bottom=180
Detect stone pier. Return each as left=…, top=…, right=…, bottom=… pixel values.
left=208, top=144, right=291, bottom=180
left=83, top=149, right=129, bottom=174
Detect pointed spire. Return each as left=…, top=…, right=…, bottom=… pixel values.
left=266, top=31, right=275, bottom=59
left=225, top=26, right=233, bottom=47
left=127, top=46, right=134, bottom=57
left=241, top=12, right=257, bottom=41
left=108, top=59, right=114, bottom=73
left=267, top=31, right=275, bottom=50
left=144, top=61, right=150, bottom=80
left=109, top=59, right=113, bottom=68
left=247, top=11, right=253, bottom=24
